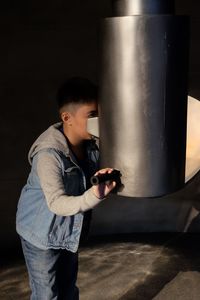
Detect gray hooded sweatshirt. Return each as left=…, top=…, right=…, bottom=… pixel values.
left=29, top=122, right=102, bottom=216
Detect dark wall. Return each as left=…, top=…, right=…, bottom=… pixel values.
left=176, top=0, right=200, bottom=99
left=0, top=0, right=112, bottom=250
left=0, top=0, right=200, bottom=251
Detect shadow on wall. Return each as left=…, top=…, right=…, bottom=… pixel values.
left=175, top=0, right=200, bottom=100
left=177, top=0, right=200, bottom=231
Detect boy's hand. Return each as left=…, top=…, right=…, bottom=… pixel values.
left=92, top=168, right=117, bottom=199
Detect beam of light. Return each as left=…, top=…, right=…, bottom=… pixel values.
left=185, top=96, right=200, bottom=182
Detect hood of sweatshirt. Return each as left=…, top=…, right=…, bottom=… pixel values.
left=28, top=122, right=70, bottom=165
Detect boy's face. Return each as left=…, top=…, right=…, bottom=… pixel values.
left=62, top=101, right=98, bottom=141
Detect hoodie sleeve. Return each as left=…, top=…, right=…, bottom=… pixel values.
left=36, top=150, right=104, bottom=216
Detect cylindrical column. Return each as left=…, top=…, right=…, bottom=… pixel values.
left=99, top=2, right=189, bottom=197
left=112, top=0, right=175, bottom=16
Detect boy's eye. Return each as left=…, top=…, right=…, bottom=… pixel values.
left=88, top=111, right=98, bottom=118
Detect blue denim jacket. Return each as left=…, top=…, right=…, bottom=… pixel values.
left=16, top=123, right=99, bottom=253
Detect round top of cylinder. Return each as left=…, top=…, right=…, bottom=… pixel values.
left=112, top=0, right=175, bottom=16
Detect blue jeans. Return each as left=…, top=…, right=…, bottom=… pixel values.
left=21, top=237, right=79, bottom=300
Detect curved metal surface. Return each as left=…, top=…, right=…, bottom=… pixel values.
left=112, top=0, right=175, bottom=16
left=99, top=15, right=189, bottom=197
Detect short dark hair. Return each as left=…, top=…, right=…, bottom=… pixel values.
left=56, top=77, right=98, bottom=110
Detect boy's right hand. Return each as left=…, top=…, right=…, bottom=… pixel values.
left=92, top=168, right=116, bottom=199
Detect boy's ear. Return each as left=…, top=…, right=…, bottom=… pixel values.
left=61, top=111, right=71, bottom=124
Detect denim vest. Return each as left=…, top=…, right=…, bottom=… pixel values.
left=16, top=133, right=99, bottom=253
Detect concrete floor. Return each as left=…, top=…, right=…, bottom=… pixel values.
left=1, top=233, right=200, bottom=300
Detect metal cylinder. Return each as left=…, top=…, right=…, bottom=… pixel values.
left=99, top=7, right=189, bottom=197
left=112, top=0, right=175, bottom=16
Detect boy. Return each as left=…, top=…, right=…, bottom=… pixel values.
left=16, top=77, right=116, bottom=300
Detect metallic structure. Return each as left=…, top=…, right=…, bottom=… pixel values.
left=99, top=0, right=190, bottom=197
left=112, top=0, right=175, bottom=15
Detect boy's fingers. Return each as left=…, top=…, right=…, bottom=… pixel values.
left=107, top=181, right=116, bottom=189
left=108, top=169, right=113, bottom=174
left=94, top=168, right=113, bottom=176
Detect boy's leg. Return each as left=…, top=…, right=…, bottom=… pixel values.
left=57, top=249, right=79, bottom=300
left=21, top=237, right=60, bottom=300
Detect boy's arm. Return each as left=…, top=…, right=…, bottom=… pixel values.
left=36, top=151, right=105, bottom=216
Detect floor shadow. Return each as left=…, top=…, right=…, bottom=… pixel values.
left=118, top=233, right=200, bottom=300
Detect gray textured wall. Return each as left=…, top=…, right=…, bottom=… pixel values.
left=0, top=0, right=200, bottom=251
